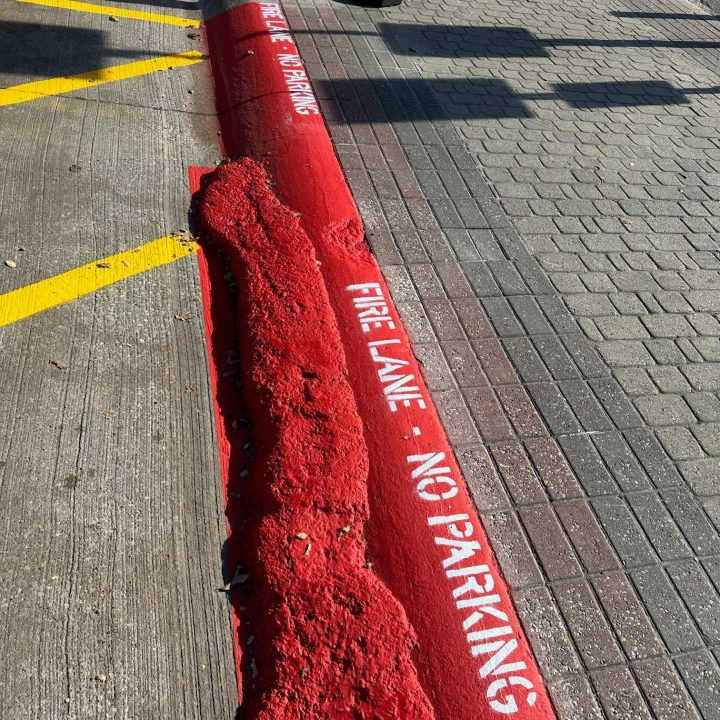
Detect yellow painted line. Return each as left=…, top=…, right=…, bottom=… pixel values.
left=0, top=234, right=198, bottom=327
left=0, top=50, right=205, bottom=107
left=17, top=0, right=201, bottom=27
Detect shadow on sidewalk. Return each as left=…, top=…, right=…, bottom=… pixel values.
left=379, top=22, right=720, bottom=57
left=0, top=20, right=161, bottom=79
left=612, top=10, right=720, bottom=21
left=316, top=76, right=719, bottom=123
left=103, top=0, right=200, bottom=10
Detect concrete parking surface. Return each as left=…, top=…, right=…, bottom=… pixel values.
left=0, top=0, right=235, bottom=717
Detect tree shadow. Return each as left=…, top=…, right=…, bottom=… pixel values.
left=318, top=76, right=535, bottom=120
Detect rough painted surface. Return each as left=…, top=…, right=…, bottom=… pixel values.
left=197, top=159, right=435, bottom=719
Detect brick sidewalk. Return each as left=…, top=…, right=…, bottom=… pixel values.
left=282, top=0, right=720, bottom=716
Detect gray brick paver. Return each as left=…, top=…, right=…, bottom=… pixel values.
left=287, top=0, right=720, bottom=714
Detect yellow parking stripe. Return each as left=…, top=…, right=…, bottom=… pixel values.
left=0, top=234, right=199, bottom=327
left=17, top=0, right=201, bottom=27
left=0, top=51, right=205, bottom=106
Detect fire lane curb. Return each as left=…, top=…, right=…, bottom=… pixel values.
left=198, top=3, right=557, bottom=718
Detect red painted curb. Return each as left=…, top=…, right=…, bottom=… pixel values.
left=197, top=159, right=435, bottom=717
left=203, top=4, right=557, bottom=719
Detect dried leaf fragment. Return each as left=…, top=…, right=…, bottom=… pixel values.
left=219, top=566, right=250, bottom=592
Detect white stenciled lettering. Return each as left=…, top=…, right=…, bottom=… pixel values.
left=408, top=452, right=457, bottom=500
left=436, top=536, right=481, bottom=567
left=278, top=53, right=303, bottom=68
left=277, top=58, right=320, bottom=115
left=427, top=507, right=536, bottom=714
left=346, top=283, right=396, bottom=332
left=346, top=283, right=429, bottom=412
left=370, top=343, right=426, bottom=412
left=260, top=9, right=320, bottom=115
left=487, top=676, right=537, bottom=715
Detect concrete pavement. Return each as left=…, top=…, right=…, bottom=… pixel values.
left=0, top=1, right=235, bottom=717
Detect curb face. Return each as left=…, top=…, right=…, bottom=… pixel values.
left=202, top=3, right=557, bottom=718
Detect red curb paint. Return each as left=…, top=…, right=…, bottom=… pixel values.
left=192, top=164, right=247, bottom=702
left=196, top=159, right=435, bottom=718
left=203, top=4, right=557, bottom=719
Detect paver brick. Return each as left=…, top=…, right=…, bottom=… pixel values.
left=627, top=491, right=692, bottom=561
left=683, top=363, right=720, bottom=392
left=694, top=423, right=720, bottom=457
left=289, top=0, right=720, bottom=713
left=679, top=458, right=720, bottom=497
left=593, top=571, right=664, bottom=661
left=633, top=659, right=701, bottom=720
left=635, top=394, right=697, bottom=427
left=592, top=431, right=651, bottom=491
left=496, top=384, right=547, bottom=438
left=648, top=366, right=693, bottom=394
left=565, top=294, right=618, bottom=317
left=456, top=444, right=510, bottom=513
left=591, top=665, right=654, bottom=720
left=553, top=579, right=624, bottom=669
left=559, top=380, right=613, bottom=432
left=657, top=426, right=706, bottom=461
left=533, top=334, right=582, bottom=381
left=548, top=675, right=604, bottom=720
left=614, top=368, right=657, bottom=397
left=482, top=510, right=544, bottom=589
left=645, top=338, right=690, bottom=365
left=674, top=652, right=720, bottom=720
left=666, top=561, right=720, bottom=645
left=631, top=566, right=704, bottom=653
left=433, top=389, right=481, bottom=446
left=519, top=505, right=583, bottom=581
left=595, top=316, right=649, bottom=340
left=526, top=383, right=582, bottom=436
left=555, top=500, right=620, bottom=574
left=598, top=340, right=656, bottom=368
left=514, top=585, right=585, bottom=682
